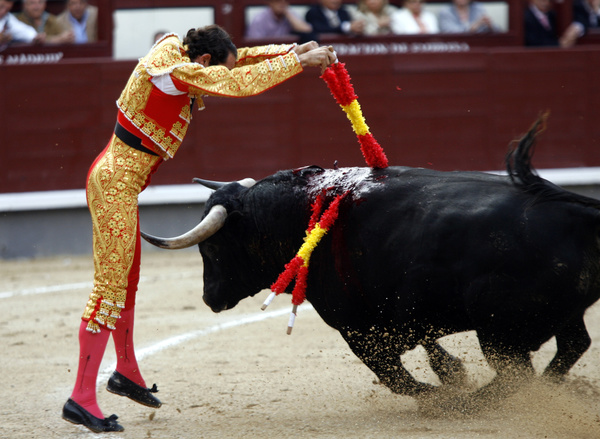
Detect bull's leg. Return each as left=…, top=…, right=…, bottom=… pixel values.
left=341, top=329, right=435, bottom=396
left=542, top=315, right=591, bottom=381
left=470, top=334, right=535, bottom=403
left=421, top=340, right=467, bottom=387
left=425, top=340, right=533, bottom=414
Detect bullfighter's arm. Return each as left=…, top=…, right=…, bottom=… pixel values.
left=170, top=52, right=303, bottom=98
left=235, top=44, right=298, bottom=66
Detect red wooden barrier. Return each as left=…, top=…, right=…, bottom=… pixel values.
left=1, top=1, right=599, bottom=193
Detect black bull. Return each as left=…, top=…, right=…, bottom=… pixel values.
left=142, top=119, right=600, bottom=404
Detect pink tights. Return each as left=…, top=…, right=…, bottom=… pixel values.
left=70, top=223, right=147, bottom=418
left=70, top=321, right=110, bottom=419
left=69, top=308, right=146, bottom=419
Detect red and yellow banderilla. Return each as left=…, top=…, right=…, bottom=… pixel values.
left=262, top=191, right=347, bottom=334
left=262, top=55, right=389, bottom=333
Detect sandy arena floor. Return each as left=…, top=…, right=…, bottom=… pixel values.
left=2, top=251, right=600, bottom=438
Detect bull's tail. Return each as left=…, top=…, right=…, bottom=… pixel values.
left=506, top=112, right=548, bottom=187
left=506, top=112, right=600, bottom=209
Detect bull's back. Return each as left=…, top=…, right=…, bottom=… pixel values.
left=305, top=166, right=600, bottom=342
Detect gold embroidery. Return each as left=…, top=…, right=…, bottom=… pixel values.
left=133, top=113, right=146, bottom=126
left=83, top=136, right=161, bottom=333
left=149, top=126, right=162, bottom=145
left=174, top=52, right=302, bottom=99
left=179, top=104, right=191, bottom=123
left=117, top=36, right=301, bottom=161
left=171, top=121, right=185, bottom=141
left=145, top=121, right=156, bottom=133
left=236, top=44, right=295, bottom=66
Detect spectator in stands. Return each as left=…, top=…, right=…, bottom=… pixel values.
left=246, top=0, right=314, bottom=42
left=391, top=0, right=439, bottom=34
left=524, top=0, right=581, bottom=46
left=352, top=0, right=398, bottom=35
left=573, top=0, right=600, bottom=34
left=17, top=0, right=74, bottom=44
left=438, top=0, right=497, bottom=33
left=305, top=0, right=365, bottom=37
left=0, top=0, right=39, bottom=47
left=56, top=0, right=97, bottom=43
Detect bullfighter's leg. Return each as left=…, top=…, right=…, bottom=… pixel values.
left=341, top=328, right=436, bottom=396
left=69, top=321, right=112, bottom=418
left=542, top=315, right=591, bottom=381
left=70, top=138, right=161, bottom=417
left=107, top=229, right=162, bottom=408
left=421, top=340, right=467, bottom=387
left=111, top=222, right=147, bottom=387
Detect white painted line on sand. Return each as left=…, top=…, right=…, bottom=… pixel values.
left=0, top=272, right=200, bottom=299
left=97, top=305, right=313, bottom=386
left=10, top=274, right=313, bottom=393
left=0, top=281, right=91, bottom=299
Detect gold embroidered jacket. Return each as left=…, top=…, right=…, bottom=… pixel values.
left=116, top=34, right=303, bottom=160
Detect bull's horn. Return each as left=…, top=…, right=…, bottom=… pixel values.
left=141, top=205, right=227, bottom=249
left=193, top=178, right=226, bottom=190
left=193, top=177, right=256, bottom=189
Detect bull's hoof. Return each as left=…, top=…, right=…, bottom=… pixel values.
left=416, top=390, right=479, bottom=418
left=386, top=380, right=438, bottom=397
left=541, top=369, right=567, bottom=384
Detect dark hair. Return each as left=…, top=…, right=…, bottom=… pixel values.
left=183, top=25, right=237, bottom=65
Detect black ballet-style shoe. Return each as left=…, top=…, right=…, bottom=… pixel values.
left=107, top=370, right=162, bottom=408
left=62, top=398, right=124, bottom=433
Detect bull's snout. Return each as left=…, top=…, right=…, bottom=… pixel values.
left=202, top=294, right=229, bottom=313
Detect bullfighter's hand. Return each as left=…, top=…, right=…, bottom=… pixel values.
left=298, top=46, right=337, bottom=74
left=294, top=41, right=319, bottom=55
